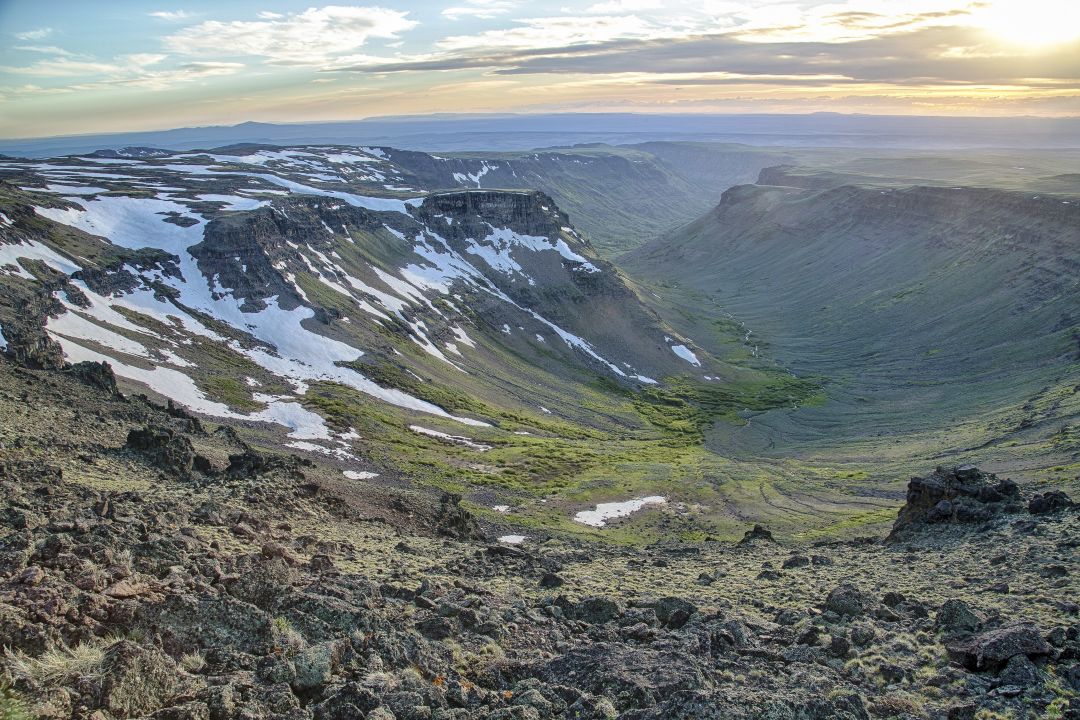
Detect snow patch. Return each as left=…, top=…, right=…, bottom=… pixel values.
left=343, top=470, right=379, bottom=480
left=409, top=425, right=492, bottom=451
left=671, top=344, right=701, bottom=367
left=574, top=497, right=667, bottom=528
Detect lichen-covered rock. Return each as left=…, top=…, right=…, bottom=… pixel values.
left=97, top=640, right=177, bottom=718
left=825, top=583, right=872, bottom=618
left=935, top=599, right=983, bottom=635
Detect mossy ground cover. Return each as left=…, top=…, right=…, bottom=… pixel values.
left=292, top=349, right=897, bottom=543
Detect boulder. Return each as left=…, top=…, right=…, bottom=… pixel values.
left=539, top=572, right=564, bottom=589
left=935, top=599, right=983, bottom=635
left=654, top=597, right=697, bottom=630
left=998, top=654, right=1040, bottom=688
left=292, top=641, right=342, bottom=691
left=125, top=426, right=196, bottom=477
left=1029, top=490, right=1074, bottom=515
left=65, top=361, right=120, bottom=396
left=824, top=584, right=872, bottom=618
left=434, top=492, right=485, bottom=541
left=737, top=524, right=775, bottom=545
left=97, top=640, right=177, bottom=718
left=575, top=597, right=622, bottom=625
left=946, top=624, right=1051, bottom=670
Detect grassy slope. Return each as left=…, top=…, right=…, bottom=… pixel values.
left=619, top=165, right=1080, bottom=535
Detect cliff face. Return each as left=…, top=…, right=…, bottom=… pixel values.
left=385, top=144, right=780, bottom=256
left=192, top=200, right=387, bottom=312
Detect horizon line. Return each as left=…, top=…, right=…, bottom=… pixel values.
left=4, top=109, right=1080, bottom=145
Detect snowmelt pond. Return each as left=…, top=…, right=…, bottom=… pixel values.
left=574, top=496, right=667, bottom=527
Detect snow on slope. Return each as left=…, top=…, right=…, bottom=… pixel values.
left=32, top=194, right=490, bottom=435
left=10, top=147, right=666, bottom=439
left=671, top=344, right=701, bottom=367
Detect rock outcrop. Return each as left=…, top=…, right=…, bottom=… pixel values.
left=889, top=465, right=1020, bottom=537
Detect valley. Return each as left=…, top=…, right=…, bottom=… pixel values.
left=0, top=134, right=1078, bottom=720
left=1, top=140, right=1078, bottom=545
left=4, top=0, right=1080, bottom=713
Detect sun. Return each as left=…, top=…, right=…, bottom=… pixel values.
left=970, top=0, right=1080, bottom=46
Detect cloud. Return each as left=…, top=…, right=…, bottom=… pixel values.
left=443, top=0, right=516, bottom=20
left=584, top=0, right=663, bottom=14
left=149, top=10, right=192, bottom=21
left=165, top=5, right=418, bottom=65
left=13, top=45, right=75, bottom=56
left=14, top=28, right=53, bottom=41
left=1, top=53, right=243, bottom=95
left=437, top=14, right=663, bottom=52
left=336, top=12, right=1080, bottom=93
left=7, top=58, right=134, bottom=78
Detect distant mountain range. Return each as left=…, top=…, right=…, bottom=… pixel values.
left=5, top=112, right=1080, bottom=158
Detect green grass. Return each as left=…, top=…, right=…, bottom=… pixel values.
left=631, top=373, right=824, bottom=442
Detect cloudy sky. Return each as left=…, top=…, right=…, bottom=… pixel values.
left=1, top=0, right=1078, bottom=138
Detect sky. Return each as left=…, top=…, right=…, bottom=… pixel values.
left=1, top=0, right=1079, bottom=138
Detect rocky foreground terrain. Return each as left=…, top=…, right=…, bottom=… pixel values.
left=0, top=353, right=1078, bottom=720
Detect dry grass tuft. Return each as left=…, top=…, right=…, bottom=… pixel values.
left=2, top=637, right=115, bottom=688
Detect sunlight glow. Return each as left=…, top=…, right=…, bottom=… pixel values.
left=971, top=0, right=1080, bottom=46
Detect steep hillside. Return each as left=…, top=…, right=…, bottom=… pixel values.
left=0, top=357, right=1076, bottom=720
left=623, top=169, right=1080, bottom=484
left=0, top=148, right=840, bottom=541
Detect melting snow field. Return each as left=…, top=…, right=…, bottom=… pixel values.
left=408, top=425, right=492, bottom=451
left=343, top=470, right=379, bottom=480
left=574, top=496, right=667, bottom=527
left=497, top=535, right=527, bottom=544
left=671, top=344, right=701, bottom=367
